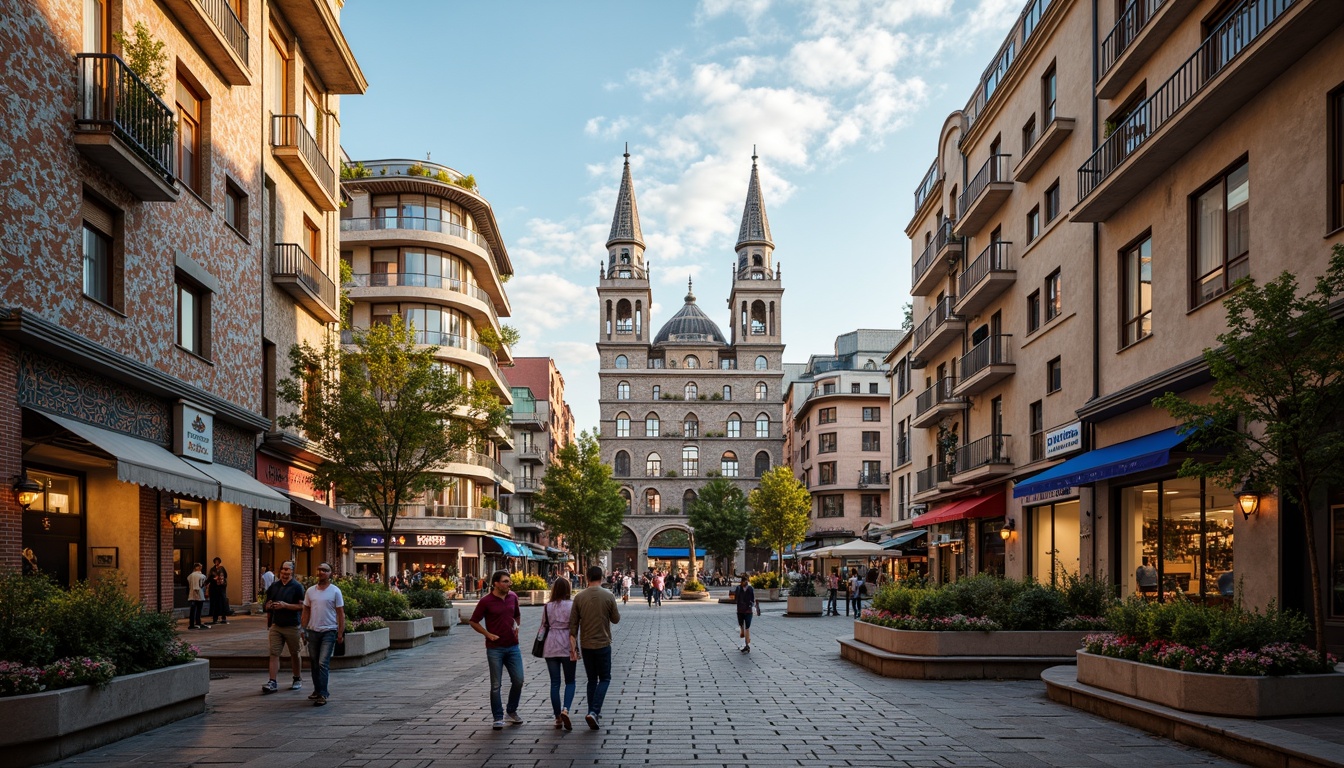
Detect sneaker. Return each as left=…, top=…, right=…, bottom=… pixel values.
left=313, top=696, right=326, bottom=706
left=585, top=712, right=598, bottom=730
left=554, top=716, right=564, bottom=729
left=262, top=680, right=278, bottom=694
left=308, top=691, right=321, bottom=700
left=198, top=624, right=211, bottom=630
left=492, top=720, right=505, bottom=731
left=219, top=619, right=229, bottom=625
left=188, top=625, right=200, bottom=630
left=505, top=712, right=524, bottom=725
left=560, top=710, right=572, bottom=731
left=290, top=678, right=302, bottom=691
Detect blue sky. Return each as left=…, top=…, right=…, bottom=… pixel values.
left=339, top=0, right=1023, bottom=431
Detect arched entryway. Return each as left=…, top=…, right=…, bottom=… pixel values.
left=611, top=526, right=639, bottom=576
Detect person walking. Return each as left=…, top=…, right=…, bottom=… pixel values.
left=651, top=571, right=664, bottom=607
left=469, top=570, right=524, bottom=730
left=735, top=573, right=761, bottom=653
left=571, top=565, right=620, bottom=730
left=848, top=570, right=864, bottom=617
left=207, top=557, right=229, bottom=625
left=826, top=568, right=840, bottom=616
left=260, top=564, right=276, bottom=592
left=542, top=577, right=578, bottom=731
left=261, top=561, right=305, bottom=694
left=186, top=562, right=208, bottom=630
left=620, top=572, right=631, bottom=605
left=300, top=563, right=345, bottom=707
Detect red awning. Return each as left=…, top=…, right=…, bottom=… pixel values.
left=912, top=494, right=1005, bottom=527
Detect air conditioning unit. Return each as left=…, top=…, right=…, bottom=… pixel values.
left=936, top=533, right=952, bottom=545
left=910, top=504, right=928, bottom=516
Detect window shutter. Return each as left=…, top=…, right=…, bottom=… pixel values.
left=82, top=197, right=114, bottom=236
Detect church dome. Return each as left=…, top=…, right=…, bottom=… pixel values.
left=653, top=282, right=727, bottom=345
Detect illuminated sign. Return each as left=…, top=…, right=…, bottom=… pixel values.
left=1045, top=421, right=1082, bottom=459
left=174, top=402, right=214, bottom=462
left=416, top=534, right=448, bottom=547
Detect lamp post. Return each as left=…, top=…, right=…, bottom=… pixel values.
left=1236, top=480, right=1261, bottom=520
left=12, top=469, right=41, bottom=510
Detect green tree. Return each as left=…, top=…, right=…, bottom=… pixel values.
left=278, top=316, right=508, bottom=575
left=688, top=477, right=750, bottom=576
left=747, top=466, right=811, bottom=578
left=534, top=431, right=625, bottom=570
left=1154, top=245, right=1344, bottom=656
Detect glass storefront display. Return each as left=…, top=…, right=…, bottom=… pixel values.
left=978, top=519, right=1006, bottom=576
left=22, top=468, right=84, bottom=587
left=1029, top=500, right=1080, bottom=587
left=1118, top=477, right=1235, bottom=602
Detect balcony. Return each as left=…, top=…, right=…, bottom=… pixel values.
left=952, top=434, right=1014, bottom=483
left=338, top=503, right=511, bottom=535
left=1013, top=118, right=1076, bottom=182
left=1097, top=0, right=1200, bottom=99
left=857, top=471, right=890, bottom=489
left=270, top=0, right=367, bottom=93
left=341, top=327, right=507, bottom=392
left=954, top=335, right=1015, bottom=397
left=512, top=511, right=544, bottom=530
left=914, top=463, right=958, bottom=499
left=517, top=446, right=549, bottom=464
left=340, top=216, right=497, bottom=259
left=72, top=54, right=177, bottom=201
left=962, top=0, right=1060, bottom=134
left=272, top=243, right=338, bottom=323
left=1076, top=0, right=1340, bottom=222
left=347, top=271, right=499, bottom=325
left=955, top=241, right=1015, bottom=317
left=912, top=296, right=965, bottom=363
left=912, top=220, right=963, bottom=297
left=513, top=478, right=542, bottom=494
left=161, top=0, right=250, bottom=85
left=954, top=154, right=1013, bottom=236
left=509, top=404, right=549, bottom=431
left=910, top=159, right=941, bottom=228
left=446, top=449, right=513, bottom=486
left=271, top=114, right=337, bottom=211
left=912, top=377, right=965, bottom=429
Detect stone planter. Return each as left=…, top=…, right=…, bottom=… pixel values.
left=421, top=607, right=454, bottom=636
left=387, top=617, right=435, bottom=649
left=1075, top=651, right=1344, bottom=718
left=0, top=659, right=209, bottom=766
left=786, top=595, right=823, bottom=616
left=767, top=587, right=780, bottom=600
left=337, top=627, right=390, bottom=668
left=854, top=622, right=1091, bottom=657
left=680, top=589, right=710, bottom=601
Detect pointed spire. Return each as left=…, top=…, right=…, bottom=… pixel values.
left=686, top=276, right=695, bottom=303
left=607, top=145, right=645, bottom=249
left=736, top=150, right=773, bottom=249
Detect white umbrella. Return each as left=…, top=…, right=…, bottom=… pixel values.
left=807, top=539, right=893, bottom=558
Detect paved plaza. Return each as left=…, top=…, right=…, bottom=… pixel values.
left=49, top=596, right=1238, bottom=768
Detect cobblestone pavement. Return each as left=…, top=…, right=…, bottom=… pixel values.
left=51, top=598, right=1237, bottom=768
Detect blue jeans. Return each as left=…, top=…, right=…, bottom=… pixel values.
left=486, top=645, right=524, bottom=721
left=305, top=629, right=337, bottom=697
left=826, top=589, right=838, bottom=614
left=580, top=645, right=612, bottom=716
left=546, top=656, right=577, bottom=717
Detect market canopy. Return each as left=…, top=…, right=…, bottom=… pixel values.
left=882, top=529, right=927, bottom=550
left=1013, top=426, right=1190, bottom=498
left=807, top=539, right=893, bottom=558
left=646, top=547, right=706, bottom=558
left=770, top=542, right=817, bottom=561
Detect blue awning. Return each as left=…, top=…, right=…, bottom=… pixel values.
left=487, top=536, right=527, bottom=557
left=882, top=529, right=927, bottom=549
left=1013, top=427, right=1190, bottom=498
left=646, top=547, right=706, bottom=558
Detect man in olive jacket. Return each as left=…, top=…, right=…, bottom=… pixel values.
left=570, top=564, right=620, bottom=730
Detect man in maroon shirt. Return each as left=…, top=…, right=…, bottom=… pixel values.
left=469, top=570, right=524, bottom=730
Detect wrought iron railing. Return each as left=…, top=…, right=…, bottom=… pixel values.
left=1100, top=0, right=1166, bottom=76
left=74, top=54, right=175, bottom=182
left=273, top=243, right=338, bottom=312
left=959, top=154, right=1013, bottom=215
left=514, top=478, right=541, bottom=491
left=858, top=471, right=888, bottom=486
left=271, top=114, right=335, bottom=198
left=913, top=296, right=959, bottom=350
left=960, top=334, right=1013, bottom=380
left=915, top=464, right=950, bottom=494
left=913, top=159, right=940, bottom=211
left=915, top=377, right=959, bottom=419
left=201, top=0, right=248, bottom=60
left=913, top=220, right=958, bottom=288
left=959, top=241, right=1012, bottom=299
left=956, top=434, right=1013, bottom=473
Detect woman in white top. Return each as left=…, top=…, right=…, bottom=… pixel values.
left=542, top=577, right=579, bottom=730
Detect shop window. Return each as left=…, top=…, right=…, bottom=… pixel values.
left=1119, top=477, right=1236, bottom=602
left=1028, top=500, right=1080, bottom=587
left=24, top=469, right=82, bottom=515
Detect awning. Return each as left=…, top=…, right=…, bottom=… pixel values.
left=36, top=411, right=218, bottom=500
left=646, top=547, right=706, bottom=558
left=912, top=494, right=1006, bottom=527
left=486, top=536, right=528, bottom=557
left=187, top=459, right=290, bottom=514
left=285, top=493, right=360, bottom=532
left=1013, top=426, right=1189, bottom=498
left=883, top=529, right=927, bottom=549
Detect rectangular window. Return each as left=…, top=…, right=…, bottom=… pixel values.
left=82, top=196, right=115, bottom=305
left=302, top=82, right=322, bottom=143
left=1027, top=206, right=1040, bottom=242
left=851, top=382, right=860, bottom=393
left=1122, top=235, right=1153, bottom=347
left=823, top=382, right=836, bottom=394
left=267, top=35, right=288, bottom=117
left=176, top=77, right=202, bottom=193
left=862, top=407, right=881, bottom=422
left=1047, top=357, right=1062, bottom=394
left=819, top=462, right=837, bottom=485
left=1045, top=269, right=1061, bottom=321
left=176, top=279, right=207, bottom=356
left=820, top=495, right=844, bottom=517
left=1045, top=180, right=1060, bottom=223
left=1042, top=64, right=1057, bottom=123
left=861, top=460, right=882, bottom=484
left=1192, top=160, right=1250, bottom=307
left=861, top=494, right=882, bottom=518
left=304, top=215, right=320, bottom=261
left=801, top=441, right=810, bottom=461
left=818, top=433, right=837, bottom=453
left=862, top=431, right=881, bottom=451
left=1332, top=87, right=1344, bottom=231
left=1022, top=115, right=1037, bottom=153
left=225, top=181, right=247, bottom=236
left=1027, top=291, right=1041, bottom=333
left=1030, top=400, right=1044, bottom=461
left=818, top=407, right=836, bottom=425
left=869, top=382, right=879, bottom=394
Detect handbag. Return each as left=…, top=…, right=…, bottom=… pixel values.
left=531, top=603, right=550, bottom=658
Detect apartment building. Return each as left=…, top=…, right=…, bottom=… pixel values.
left=597, top=152, right=785, bottom=576
left=895, top=0, right=1344, bottom=648
left=0, top=0, right=364, bottom=608
left=503, top=356, right=577, bottom=570
left=338, top=158, right=518, bottom=584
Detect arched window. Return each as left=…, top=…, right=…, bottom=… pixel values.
left=722, top=385, right=732, bottom=400
left=750, top=300, right=767, bottom=334
left=755, top=355, right=768, bottom=370
left=685, top=382, right=698, bottom=400
left=755, top=451, right=771, bottom=478
left=755, top=413, right=770, bottom=437
left=616, top=412, right=630, bottom=437
left=615, top=355, right=628, bottom=369
left=645, top=412, right=660, bottom=437
left=721, top=451, right=739, bottom=478
left=652, top=385, right=661, bottom=399
left=620, top=488, right=632, bottom=511
left=614, top=450, right=630, bottom=476
left=620, top=248, right=631, bottom=264
left=684, top=355, right=699, bottom=369
left=682, top=445, right=699, bottom=476
left=644, top=488, right=660, bottom=514
left=726, top=414, right=741, bottom=438
left=683, top=413, right=699, bottom=437
left=646, top=452, right=662, bottom=476
left=616, top=299, right=633, bottom=333
left=755, top=382, right=768, bottom=400
left=864, top=359, right=877, bottom=370
left=753, top=253, right=763, bottom=266
left=682, top=489, right=698, bottom=514
left=617, top=381, right=630, bottom=400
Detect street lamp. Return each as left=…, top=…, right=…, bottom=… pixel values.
left=1236, top=480, right=1262, bottom=520
left=166, top=506, right=185, bottom=530
left=12, top=469, right=41, bottom=510
left=999, top=519, right=1016, bottom=540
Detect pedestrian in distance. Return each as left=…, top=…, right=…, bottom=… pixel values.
left=735, top=573, right=761, bottom=652
left=826, top=568, right=840, bottom=616
left=208, top=556, right=229, bottom=625
left=186, top=562, right=208, bottom=630
left=469, top=570, right=524, bottom=730
left=621, top=572, right=631, bottom=605
left=542, top=577, right=578, bottom=730
left=848, top=570, right=864, bottom=617
left=261, top=561, right=305, bottom=694
left=301, top=563, right=345, bottom=707
left=651, top=571, right=664, bottom=607
left=260, top=564, right=275, bottom=591
left=571, top=564, right=620, bottom=730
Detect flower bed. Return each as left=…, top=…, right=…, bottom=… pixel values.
left=868, top=573, right=1115, bottom=632
left=1082, top=633, right=1337, bottom=676
left=855, top=616, right=1092, bottom=657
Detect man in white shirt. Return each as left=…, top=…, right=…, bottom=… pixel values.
left=260, top=565, right=276, bottom=591
left=301, top=563, right=345, bottom=707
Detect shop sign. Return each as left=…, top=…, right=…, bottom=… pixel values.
left=1045, top=421, right=1082, bottom=459
left=416, top=534, right=448, bottom=547
left=256, top=454, right=329, bottom=502
left=353, top=533, right=455, bottom=549
left=174, top=402, right=213, bottom=462
left=1019, top=486, right=1078, bottom=504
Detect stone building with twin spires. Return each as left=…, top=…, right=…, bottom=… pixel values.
left=596, top=152, right=786, bottom=577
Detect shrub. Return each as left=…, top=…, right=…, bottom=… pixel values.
left=683, top=580, right=705, bottom=591
left=869, top=574, right=1115, bottom=632
left=750, top=572, right=781, bottom=589
left=872, top=581, right=932, bottom=615
left=1059, top=572, right=1115, bottom=618
left=787, top=578, right=816, bottom=597
left=421, top=575, right=448, bottom=592
left=0, top=573, right=59, bottom=664
left=1104, top=597, right=1312, bottom=655
left=41, top=657, right=116, bottom=690
left=510, top=572, right=549, bottom=592
left=407, top=589, right=447, bottom=609
left=335, top=578, right=411, bottom=621
left=1004, top=584, right=1071, bottom=631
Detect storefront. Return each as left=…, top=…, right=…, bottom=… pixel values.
left=880, top=529, right=928, bottom=580
left=351, top=532, right=528, bottom=588
left=910, top=492, right=1005, bottom=583
left=255, top=453, right=359, bottom=580
left=1017, top=488, right=1082, bottom=587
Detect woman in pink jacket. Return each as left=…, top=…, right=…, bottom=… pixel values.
left=542, top=577, right=579, bottom=730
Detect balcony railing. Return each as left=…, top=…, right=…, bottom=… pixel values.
left=1079, top=0, right=1293, bottom=202
left=913, top=159, right=940, bottom=212
left=915, top=377, right=959, bottom=419
left=340, top=216, right=496, bottom=257
left=514, top=478, right=541, bottom=491
left=341, top=327, right=505, bottom=384
left=896, top=433, right=911, bottom=467
left=915, top=464, right=950, bottom=494
left=349, top=272, right=498, bottom=319
left=955, top=434, right=1013, bottom=474
left=913, top=220, right=958, bottom=291
left=271, top=114, right=335, bottom=198
left=959, top=154, right=1013, bottom=215
left=960, top=334, right=1014, bottom=380
left=517, top=446, right=549, bottom=463
left=74, top=54, right=176, bottom=183
left=201, top=0, right=248, bottom=60
left=273, top=243, right=338, bottom=314
left=1100, top=0, right=1166, bottom=75
left=343, top=159, right=479, bottom=193
left=858, top=471, right=887, bottom=487
left=913, top=296, right=959, bottom=351
left=959, top=241, right=1012, bottom=299
left=447, top=450, right=512, bottom=483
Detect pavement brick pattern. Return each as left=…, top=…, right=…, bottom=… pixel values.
left=48, top=598, right=1235, bottom=768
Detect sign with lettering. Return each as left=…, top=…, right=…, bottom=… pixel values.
left=416, top=534, right=447, bottom=547
left=353, top=533, right=458, bottom=549
left=256, top=455, right=329, bottom=503
left=174, top=402, right=213, bottom=462
left=1018, top=486, right=1078, bottom=505
left=1045, top=421, right=1082, bottom=459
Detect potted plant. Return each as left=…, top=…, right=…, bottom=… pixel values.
left=340, top=616, right=391, bottom=666
left=680, top=580, right=710, bottom=600
left=751, top=571, right=782, bottom=601
left=510, top=572, right=550, bottom=605
left=786, top=576, right=823, bottom=616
